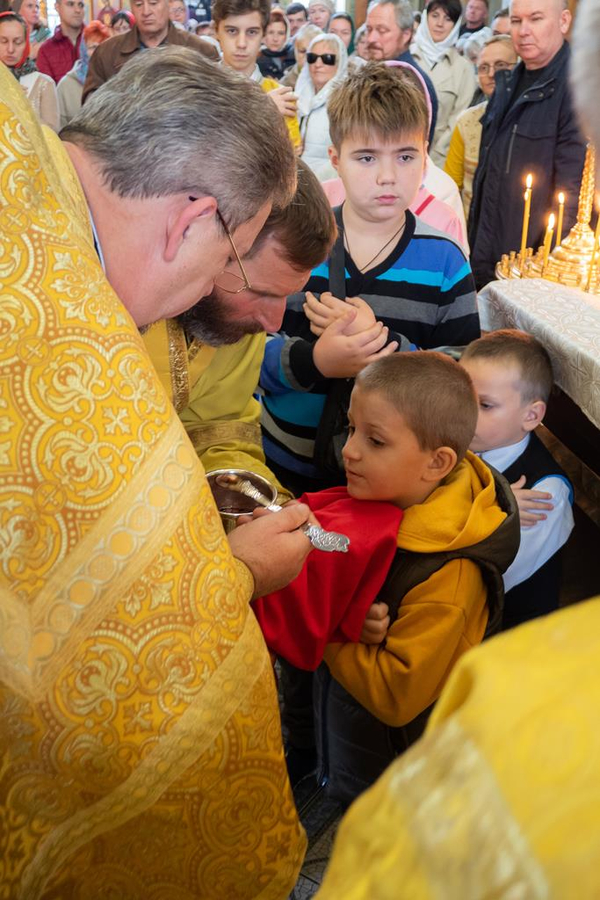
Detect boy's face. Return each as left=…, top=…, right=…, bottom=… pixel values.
left=342, top=386, right=437, bottom=508
left=216, top=11, right=264, bottom=75
left=329, top=130, right=427, bottom=225
left=460, top=357, right=541, bottom=452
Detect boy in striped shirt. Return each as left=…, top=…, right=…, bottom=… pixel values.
left=260, top=61, right=480, bottom=495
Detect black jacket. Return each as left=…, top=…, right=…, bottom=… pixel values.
left=257, top=44, right=295, bottom=80
left=468, top=42, right=586, bottom=289
left=502, top=432, right=571, bottom=629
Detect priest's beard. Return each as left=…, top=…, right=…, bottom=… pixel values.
left=176, top=293, right=263, bottom=346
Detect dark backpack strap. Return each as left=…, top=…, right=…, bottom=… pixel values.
left=312, top=205, right=351, bottom=480
left=328, top=205, right=346, bottom=300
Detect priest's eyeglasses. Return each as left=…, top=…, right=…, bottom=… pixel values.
left=215, top=209, right=253, bottom=294
left=188, top=197, right=253, bottom=294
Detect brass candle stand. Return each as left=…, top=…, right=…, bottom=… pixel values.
left=496, top=143, right=600, bottom=295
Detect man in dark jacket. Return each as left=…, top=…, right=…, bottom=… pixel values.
left=82, top=0, right=218, bottom=101
left=468, top=0, right=586, bottom=289
left=365, top=0, right=438, bottom=145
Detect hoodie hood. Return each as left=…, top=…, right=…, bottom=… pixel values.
left=398, top=452, right=508, bottom=554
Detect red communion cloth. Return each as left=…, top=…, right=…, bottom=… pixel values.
left=252, top=487, right=403, bottom=670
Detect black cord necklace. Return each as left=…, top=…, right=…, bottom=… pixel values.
left=342, top=210, right=406, bottom=273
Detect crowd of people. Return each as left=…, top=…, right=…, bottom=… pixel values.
left=1, top=0, right=598, bottom=896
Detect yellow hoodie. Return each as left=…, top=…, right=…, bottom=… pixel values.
left=323, top=452, right=509, bottom=727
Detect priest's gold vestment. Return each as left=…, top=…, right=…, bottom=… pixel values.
left=0, top=67, right=305, bottom=900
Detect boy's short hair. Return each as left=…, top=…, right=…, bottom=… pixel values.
left=212, top=0, right=270, bottom=29
left=247, top=159, right=337, bottom=270
left=356, top=352, right=478, bottom=463
left=461, top=330, right=554, bottom=404
left=327, top=61, right=429, bottom=149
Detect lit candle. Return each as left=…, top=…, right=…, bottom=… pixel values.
left=556, top=192, right=565, bottom=246
left=542, top=213, right=555, bottom=272
left=520, top=174, right=533, bottom=270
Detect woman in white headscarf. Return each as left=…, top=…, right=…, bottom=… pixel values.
left=411, top=0, right=476, bottom=167
left=297, top=32, right=348, bottom=179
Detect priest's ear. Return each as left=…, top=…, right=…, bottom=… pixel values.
left=522, top=399, right=546, bottom=433
left=164, top=195, right=218, bottom=263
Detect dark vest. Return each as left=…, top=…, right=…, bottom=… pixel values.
left=315, top=467, right=520, bottom=808
left=501, top=432, right=571, bottom=630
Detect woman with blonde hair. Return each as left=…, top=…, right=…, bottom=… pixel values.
left=281, top=20, right=321, bottom=88
left=297, top=31, right=348, bottom=178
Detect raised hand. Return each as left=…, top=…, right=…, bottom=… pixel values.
left=510, top=474, right=554, bottom=527
left=313, top=311, right=398, bottom=378
left=304, top=292, right=376, bottom=336
left=267, top=85, right=298, bottom=118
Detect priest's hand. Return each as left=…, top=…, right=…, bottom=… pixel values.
left=228, top=503, right=312, bottom=598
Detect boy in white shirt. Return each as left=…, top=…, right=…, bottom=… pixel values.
left=460, top=329, right=574, bottom=628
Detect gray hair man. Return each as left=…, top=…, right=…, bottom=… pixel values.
left=82, top=0, right=218, bottom=99
left=64, top=49, right=295, bottom=326
left=365, top=0, right=438, bottom=142
left=0, top=45, right=312, bottom=900
left=468, top=0, right=586, bottom=288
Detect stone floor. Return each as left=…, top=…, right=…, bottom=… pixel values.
left=287, top=500, right=600, bottom=897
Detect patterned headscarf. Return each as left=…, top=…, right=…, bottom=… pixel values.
left=0, top=11, right=37, bottom=79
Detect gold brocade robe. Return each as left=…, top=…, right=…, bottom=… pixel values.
left=317, top=597, right=600, bottom=899
left=0, top=67, right=305, bottom=899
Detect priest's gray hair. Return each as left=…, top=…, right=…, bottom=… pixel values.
left=571, top=0, right=600, bottom=165
left=61, top=48, right=296, bottom=230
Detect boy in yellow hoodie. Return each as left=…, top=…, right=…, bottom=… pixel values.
left=255, top=351, right=519, bottom=799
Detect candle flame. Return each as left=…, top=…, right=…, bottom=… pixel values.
left=548, top=213, right=555, bottom=228
left=558, top=192, right=565, bottom=204
left=526, top=174, right=533, bottom=189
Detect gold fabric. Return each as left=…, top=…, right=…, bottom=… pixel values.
left=317, top=597, right=600, bottom=899
left=143, top=324, right=294, bottom=502
left=0, top=66, right=305, bottom=899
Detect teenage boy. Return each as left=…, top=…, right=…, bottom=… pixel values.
left=260, top=61, right=479, bottom=494
left=212, top=0, right=301, bottom=149
left=254, top=352, right=518, bottom=799
left=460, top=329, right=574, bottom=628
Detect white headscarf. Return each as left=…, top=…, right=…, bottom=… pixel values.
left=412, top=7, right=462, bottom=69
left=296, top=32, right=348, bottom=117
